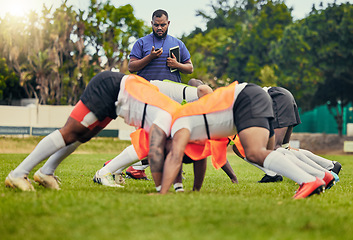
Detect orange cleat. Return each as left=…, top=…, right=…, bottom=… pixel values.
left=322, top=171, right=335, bottom=189
left=126, top=166, right=150, bottom=180
left=293, top=177, right=325, bottom=199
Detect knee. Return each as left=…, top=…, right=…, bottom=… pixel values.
left=245, top=149, right=268, bottom=166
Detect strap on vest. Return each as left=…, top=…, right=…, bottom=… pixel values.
left=182, top=86, right=188, bottom=101
left=141, top=103, right=148, bottom=129
left=202, top=114, right=211, bottom=140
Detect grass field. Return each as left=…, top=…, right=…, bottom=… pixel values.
left=0, top=137, right=352, bottom=240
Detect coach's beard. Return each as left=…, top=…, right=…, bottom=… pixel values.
left=153, top=29, right=168, bottom=39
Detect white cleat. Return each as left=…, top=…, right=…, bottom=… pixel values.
left=5, top=171, right=35, bottom=191
left=113, top=173, right=126, bottom=185
left=93, top=171, right=124, bottom=188
left=33, top=169, right=61, bottom=190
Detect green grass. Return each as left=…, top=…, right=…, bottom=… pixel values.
left=0, top=140, right=352, bottom=240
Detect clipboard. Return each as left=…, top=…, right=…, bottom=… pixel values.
left=169, top=46, right=180, bottom=72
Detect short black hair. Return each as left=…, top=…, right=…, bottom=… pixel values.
left=152, top=9, right=168, bottom=20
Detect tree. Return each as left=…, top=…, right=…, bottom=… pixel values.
left=0, top=0, right=149, bottom=105
left=185, top=0, right=292, bottom=86
left=84, top=0, right=148, bottom=71
left=271, top=3, right=353, bottom=136
left=0, top=58, right=22, bottom=104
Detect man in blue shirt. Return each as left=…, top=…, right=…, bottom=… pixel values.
left=127, top=9, right=194, bottom=180
left=128, top=9, right=193, bottom=82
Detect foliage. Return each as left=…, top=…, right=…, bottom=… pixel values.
left=271, top=3, right=353, bottom=135
left=0, top=0, right=149, bottom=105
left=0, top=58, right=22, bottom=103
left=184, top=0, right=292, bottom=87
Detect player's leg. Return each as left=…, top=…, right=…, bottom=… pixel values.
left=239, top=127, right=325, bottom=199
left=193, top=158, right=207, bottom=191
left=255, top=134, right=283, bottom=183
left=5, top=117, right=87, bottom=191
left=297, top=149, right=341, bottom=174
left=94, top=145, right=140, bottom=187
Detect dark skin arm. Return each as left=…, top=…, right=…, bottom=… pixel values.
left=148, top=124, right=167, bottom=188
left=128, top=46, right=163, bottom=73
left=167, top=53, right=193, bottom=74
left=160, top=128, right=190, bottom=194
left=221, top=159, right=238, bottom=183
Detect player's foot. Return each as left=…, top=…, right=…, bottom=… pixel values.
left=5, top=171, right=35, bottom=191
left=174, top=183, right=184, bottom=192
left=126, top=166, right=150, bottom=180
left=330, top=171, right=339, bottom=183
left=33, top=169, right=61, bottom=190
left=322, top=171, right=335, bottom=190
left=102, top=159, right=126, bottom=184
left=93, top=171, right=124, bottom=188
left=330, top=161, right=342, bottom=175
left=113, top=173, right=126, bottom=185
left=258, top=174, right=283, bottom=183
left=293, top=177, right=325, bottom=199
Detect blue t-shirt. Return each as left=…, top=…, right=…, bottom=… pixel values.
left=129, top=33, right=191, bottom=82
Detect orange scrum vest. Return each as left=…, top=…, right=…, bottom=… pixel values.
left=125, top=75, right=181, bottom=160
left=229, top=134, right=246, bottom=159
left=172, top=81, right=239, bottom=169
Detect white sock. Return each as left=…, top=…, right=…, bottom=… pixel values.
left=131, top=165, right=149, bottom=171
left=286, top=148, right=328, bottom=172
left=276, top=148, right=325, bottom=179
left=263, top=151, right=316, bottom=185
left=174, top=182, right=184, bottom=192
left=12, top=130, right=66, bottom=177
left=243, top=158, right=278, bottom=176
left=299, top=149, right=334, bottom=170
left=98, top=145, right=139, bottom=175
left=174, top=182, right=183, bottom=189
left=113, top=160, right=146, bottom=174
left=41, top=141, right=82, bottom=175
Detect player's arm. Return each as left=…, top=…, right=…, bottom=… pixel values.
left=148, top=124, right=167, bottom=188
left=221, top=159, right=238, bottom=184
left=160, top=128, right=190, bottom=194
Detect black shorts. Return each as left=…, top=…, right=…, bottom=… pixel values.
left=80, top=71, right=124, bottom=121
left=233, top=83, right=274, bottom=136
left=268, top=87, right=301, bottom=129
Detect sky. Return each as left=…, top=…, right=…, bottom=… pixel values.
left=0, top=0, right=352, bottom=37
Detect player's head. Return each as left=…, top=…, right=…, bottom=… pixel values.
left=151, top=9, right=169, bottom=39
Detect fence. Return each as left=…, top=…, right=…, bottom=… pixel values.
left=0, top=104, right=135, bottom=140
left=294, top=103, right=353, bottom=135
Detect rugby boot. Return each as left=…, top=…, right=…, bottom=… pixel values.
left=293, top=177, right=325, bottom=199
left=258, top=174, right=283, bottom=183
left=126, top=166, right=150, bottom=180
left=33, top=169, right=61, bottom=190
left=322, top=171, right=335, bottom=190
left=5, top=171, right=35, bottom=191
